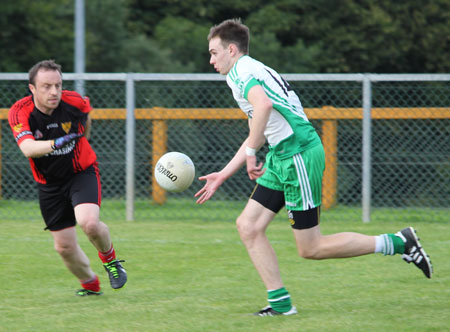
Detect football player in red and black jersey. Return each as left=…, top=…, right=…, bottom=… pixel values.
left=9, top=60, right=127, bottom=296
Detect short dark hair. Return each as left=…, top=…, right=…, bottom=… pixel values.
left=28, top=60, right=62, bottom=85
left=208, top=18, right=250, bottom=54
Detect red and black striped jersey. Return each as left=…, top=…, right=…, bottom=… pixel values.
left=8, top=90, right=97, bottom=184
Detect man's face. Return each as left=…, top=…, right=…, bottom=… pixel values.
left=29, top=69, right=62, bottom=113
left=209, top=37, right=234, bottom=75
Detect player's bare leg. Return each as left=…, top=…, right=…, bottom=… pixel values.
left=236, top=199, right=296, bottom=315
left=236, top=199, right=282, bottom=289
left=293, top=224, right=432, bottom=278
left=51, top=226, right=96, bottom=280
left=75, top=203, right=111, bottom=252
left=292, top=225, right=375, bottom=259
left=75, top=203, right=127, bottom=289
left=51, top=226, right=102, bottom=296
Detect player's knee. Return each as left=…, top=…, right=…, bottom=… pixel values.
left=236, top=215, right=261, bottom=242
left=54, top=242, right=76, bottom=258
left=78, top=216, right=100, bottom=237
left=236, top=215, right=252, bottom=238
left=75, top=205, right=100, bottom=235
left=297, top=245, right=321, bottom=260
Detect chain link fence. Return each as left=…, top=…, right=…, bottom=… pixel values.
left=0, top=74, right=448, bottom=223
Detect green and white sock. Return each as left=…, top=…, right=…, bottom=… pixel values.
left=267, top=287, right=292, bottom=313
left=375, top=234, right=405, bottom=255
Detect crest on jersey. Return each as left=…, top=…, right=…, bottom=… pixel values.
left=62, top=122, right=72, bottom=134
left=13, top=123, right=23, bottom=133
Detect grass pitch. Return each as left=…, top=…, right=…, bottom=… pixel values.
left=0, top=213, right=448, bottom=331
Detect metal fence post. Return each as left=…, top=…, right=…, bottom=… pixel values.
left=74, top=0, right=85, bottom=96
left=126, top=74, right=135, bottom=221
left=362, top=75, right=372, bottom=223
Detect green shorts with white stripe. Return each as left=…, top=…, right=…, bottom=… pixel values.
left=256, top=143, right=325, bottom=211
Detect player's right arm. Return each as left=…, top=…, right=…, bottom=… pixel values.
left=9, top=96, right=83, bottom=158
left=195, top=136, right=254, bottom=204
left=8, top=97, right=52, bottom=158
left=18, top=134, right=84, bottom=158
left=18, top=139, right=54, bottom=158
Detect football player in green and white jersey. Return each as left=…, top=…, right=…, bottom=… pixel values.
left=195, top=18, right=432, bottom=317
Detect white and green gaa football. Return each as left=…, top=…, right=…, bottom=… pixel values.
left=154, top=152, right=195, bottom=192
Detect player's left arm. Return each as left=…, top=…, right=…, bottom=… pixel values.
left=62, top=91, right=93, bottom=139
left=83, top=114, right=92, bottom=140
left=245, top=85, right=272, bottom=180
left=247, top=85, right=271, bottom=150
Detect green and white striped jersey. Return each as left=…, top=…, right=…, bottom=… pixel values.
left=227, top=55, right=321, bottom=159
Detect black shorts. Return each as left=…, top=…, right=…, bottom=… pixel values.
left=250, top=184, right=319, bottom=230
left=38, top=163, right=101, bottom=231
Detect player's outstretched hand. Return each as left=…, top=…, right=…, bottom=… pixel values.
left=195, top=172, right=225, bottom=204
left=51, top=133, right=83, bottom=150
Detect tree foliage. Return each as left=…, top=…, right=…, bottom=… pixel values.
left=0, top=0, right=74, bottom=72
left=0, top=0, right=448, bottom=73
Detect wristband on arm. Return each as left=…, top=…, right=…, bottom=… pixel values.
left=245, top=146, right=257, bottom=156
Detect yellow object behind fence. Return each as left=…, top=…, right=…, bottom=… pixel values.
left=1, top=107, right=449, bottom=208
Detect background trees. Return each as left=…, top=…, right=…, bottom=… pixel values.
left=0, top=0, right=448, bottom=73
